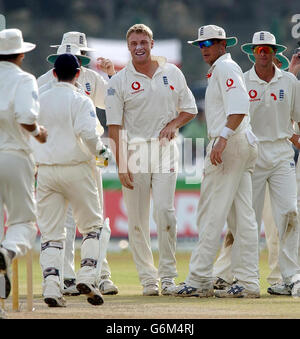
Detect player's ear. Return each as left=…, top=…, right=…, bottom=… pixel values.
left=75, top=69, right=80, bottom=78
left=151, top=39, right=154, bottom=49
left=52, top=69, right=58, bottom=78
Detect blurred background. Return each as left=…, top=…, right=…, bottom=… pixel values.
left=1, top=0, right=299, bottom=245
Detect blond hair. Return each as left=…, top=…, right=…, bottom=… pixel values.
left=126, top=24, right=153, bottom=41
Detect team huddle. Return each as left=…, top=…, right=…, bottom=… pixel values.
left=0, top=22, right=300, bottom=310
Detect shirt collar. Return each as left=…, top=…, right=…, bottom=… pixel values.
left=0, top=61, right=21, bottom=71
left=207, top=53, right=232, bottom=75
left=249, top=64, right=283, bottom=84
left=54, top=82, right=79, bottom=91
left=127, top=55, right=167, bottom=76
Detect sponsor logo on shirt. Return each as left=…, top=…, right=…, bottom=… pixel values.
left=225, top=78, right=236, bottom=92
left=90, top=111, right=96, bottom=118
left=290, top=162, right=295, bottom=168
left=248, top=89, right=260, bottom=102
left=271, top=93, right=277, bottom=101
left=131, top=81, right=144, bottom=94
left=279, top=89, right=284, bottom=101
left=170, top=85, right=174, bottom=90
left=206, top=73, right=212, bottom=79
left=85, top=82, right=91, bottom=96
left=163, top=76, right=168, bottom=85
left=107, top=87, right=116, bottom=96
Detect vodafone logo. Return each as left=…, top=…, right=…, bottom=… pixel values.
left=131, top=82, right=141, bottom=90
left=249, top=90, right=257, bottom=99
left=226, top=79, right=234, bottom=87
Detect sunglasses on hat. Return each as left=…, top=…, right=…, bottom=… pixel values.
left=253, top=45, right=276, bottom=54
left=198, top=39, right=218, bottom=49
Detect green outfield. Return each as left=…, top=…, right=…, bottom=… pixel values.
left=3, top=249, right=300, bottom=319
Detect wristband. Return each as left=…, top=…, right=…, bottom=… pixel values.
left=30, top=125, right=40, bottom=137
left=220, top=126, right=234, bottom=140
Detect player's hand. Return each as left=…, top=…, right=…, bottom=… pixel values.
left=119, top=170, right=134, bottom=190
left=35, top=126, right=48, bottom=143
left=210, top=137, right=227, bottom=166
left=289, top=53, right=300, bottom=76
left=159, top=121, right=176, bottom=144
left=96, top=57, right=116, bottom=76
left=290, top=134, right=300, bottom=149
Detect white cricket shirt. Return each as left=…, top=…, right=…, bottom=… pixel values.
left=205, top=53, right=250, bottom=138
left=37, top=66, right=108, bottom=109
left=32, top=82, right=102, bottom=165
left=0, top=61, right=39, bottom=155
left=105, top=56, right=198, bottom=142
left=244, top=66, right=300, bottom=142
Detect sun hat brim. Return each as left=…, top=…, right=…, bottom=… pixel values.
left=47, top=53, right=91, bottom=66
left=241, top=43, right=286, bottom=54
left=0, top=42, right=36, bottom=55
left=188, top=37, right=237, bottom=48
left=50, top=44, right=95, bottom=52
left=247, top=53, right=289, bottom=70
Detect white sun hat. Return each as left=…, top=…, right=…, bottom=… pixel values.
left=247, top=52, right=290, bottom=70
left=47, top=43, right=91, bottom=66
left=241, top=31, right=287, bottom=54
left=50, top=31, right=95, bottom=52
left=188, top=25, right=237, bottom=48
left=0, top=28, right=36, bottom=55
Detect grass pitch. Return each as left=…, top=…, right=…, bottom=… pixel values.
left=2, top=249, right=300, bottom=319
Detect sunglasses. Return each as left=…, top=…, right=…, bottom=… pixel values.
left=198, top=39, right=218, bottom=49
left=253, top=45, right=276, bottom=55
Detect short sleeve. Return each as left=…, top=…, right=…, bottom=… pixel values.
left=105, top=75, right=124, bottom=126
left=216, top=64, right=250, bottom=116
left=14, top=75, right=40, bottom=125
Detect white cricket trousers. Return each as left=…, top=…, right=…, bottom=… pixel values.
left=0, top=151, right=37, bottom=257
left=37, top=162, right=103, bottom=286
left=186, top=132, right=260, bottom=292
left=213, top=139, right=300, bottom=285
left=122, top=139, right=179, bottom=287
left=63, top=166, right=112, bottom=281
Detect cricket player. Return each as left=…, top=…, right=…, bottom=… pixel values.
left=214, top=52, right=291, bottom=291
left=106, top=24, right=198, bottom=296
left=37, top=32, right=118, bottom=296
left=0, top=28, right=47, bottom=299
left=32, top=53, right=109, bottom=307
left=173, top=25, right=260, bottom=298
left=212, top=31, right=300, bottom=298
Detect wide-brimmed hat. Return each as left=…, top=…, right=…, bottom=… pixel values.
left=0, top=28, right=35, bottom=55
left=50, top=31, right=95, bottom=52
left=247, top=52, right=290, bottom=71
left=188, top=25, right=237, bottom=48
left=47, top=43, right=91, bottom=66
left=241, top=31, right=287, bottom=54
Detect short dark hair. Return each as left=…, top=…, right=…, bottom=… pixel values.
left=54, top=53, right=80, bottom=81
left=0, top=53, right=21, bottom=61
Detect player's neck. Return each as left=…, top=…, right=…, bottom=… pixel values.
left=132, top=58, right=158, bottom=78
left=254, top=63, right=275, bottom=83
